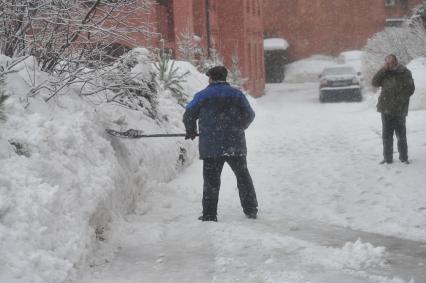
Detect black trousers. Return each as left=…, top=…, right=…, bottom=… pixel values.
left=381, top=114, right=408, bottom=162
left=202, top=156, right=258, bottom=216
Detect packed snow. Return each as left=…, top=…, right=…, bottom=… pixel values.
left=82, top=54, right=426, bottom=283
left=263, top=38, right=290, bottom=51
left=2, top=52, right=426, bottom=283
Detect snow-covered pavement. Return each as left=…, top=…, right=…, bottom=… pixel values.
left=83, top=82, right=426, bottom=283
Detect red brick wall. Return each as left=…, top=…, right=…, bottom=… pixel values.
left=124, top=1, right=196, bottom=54
left=192, top=0, right=220, bottom=55
left=172, top=0, right=195, bottom=56
left=217, top=0, right=265, bottom=96
left=263, top=0, right=424, bottom=60
left=162, top=0, right=265, bottom=97
left=119, top=0, right=266, bottom=96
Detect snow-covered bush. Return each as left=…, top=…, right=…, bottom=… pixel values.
left=0, top=0, right=156, bottom=107
left=362, top=22, right=426, bottom=85
left=410, top=2, right=426, bottom=28
left=0, top=0, right=153, bottom=72
left=101, top=48, right=159, bottom=118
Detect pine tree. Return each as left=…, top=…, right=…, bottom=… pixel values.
left=177, top=27, right=202, bottom=65
left=154, top=39, right=190, bottom=106
left=228, top=54, right=247, bottom=89
left=197, top=46, right=224, bottom=73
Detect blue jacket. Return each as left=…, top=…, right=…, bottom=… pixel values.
left=183, top=82, right=255, bottom=159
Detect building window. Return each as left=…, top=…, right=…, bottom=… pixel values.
left=157, top=0, right=169, bottom=7
left=246, top=0, right=250, bottom=14
left=399, top=0, right=408, bottom=7
left=384, top=0, right=396, bottom=7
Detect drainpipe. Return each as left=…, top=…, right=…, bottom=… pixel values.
left=205, top=0, right=212, bottom=57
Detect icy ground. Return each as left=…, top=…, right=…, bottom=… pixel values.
left=83, top=82, right=426, bottom=283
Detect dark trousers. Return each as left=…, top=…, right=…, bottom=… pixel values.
left=381, top=114, right=408, bottom=162
left=202, top=156, right=258, bottom=216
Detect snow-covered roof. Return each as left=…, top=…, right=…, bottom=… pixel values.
left=263, top=38, right=289, bottom=51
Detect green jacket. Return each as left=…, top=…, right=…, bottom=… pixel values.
left=372, top=64, right=415, bottom=116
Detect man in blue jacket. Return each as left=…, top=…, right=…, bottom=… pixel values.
left=183, top=66, right=258, bottom=222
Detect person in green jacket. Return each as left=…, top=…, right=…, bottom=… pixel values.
left=372, top=54, right=415, bottom=164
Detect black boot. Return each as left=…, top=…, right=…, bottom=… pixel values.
left=245, top=213, right=257, bottom=219
left=379, top=159, right=393, bottom=164
left=198, top=215, right=217, bottom=222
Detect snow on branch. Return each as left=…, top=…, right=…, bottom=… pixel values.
left=363, top=20, right=426, bottom=85
left=0, top=0, right=161, bottom=115
left=0, top=0, right=155, bottom=72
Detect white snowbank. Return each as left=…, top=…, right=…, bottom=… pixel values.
left=284, top=55, right=339, bottom=83
left=264, top=38, right=289, bottom=51
left=326, top=239, right=387, bottom=270
left=0, top=55, right=206, bottom=283
left=407, top=57, right=426, bottom=111
left=338, top=50, right=364, bottom=73
left=172, top=60, right=209, bottom=100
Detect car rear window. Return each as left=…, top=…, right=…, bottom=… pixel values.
left=322, top=67, right=356, bottom=76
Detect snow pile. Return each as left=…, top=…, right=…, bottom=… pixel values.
left=338, top=238, right=387, bottom=270
left=264, top=38, right=289, bottom=51
left=0, top=55, right=206, bottom=283
left=407, top=57, right=426, bottom=110
left=302, top=238, right=387, bottom=271
left=284, top=55, right=339, bottom=83
left=173, top=60, right=208, bottom=95
left=338, top=50, right=364, bottom=73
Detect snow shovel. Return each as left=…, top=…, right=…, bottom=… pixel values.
left=106, top=128, right=197, bottom=139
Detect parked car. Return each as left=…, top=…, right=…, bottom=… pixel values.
left=319, top=66, right=363, bottom=103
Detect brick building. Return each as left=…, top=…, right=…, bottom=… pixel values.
left=124, top=0, right=424, bottom=95
left=263, top=0, right=424, bottom=60
left=135, top=0, right=265, bottom=97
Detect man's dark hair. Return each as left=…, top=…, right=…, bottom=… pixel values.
left=387, top=54, right=398, bottom=62
left=206, top=66, right=228, bottom=81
